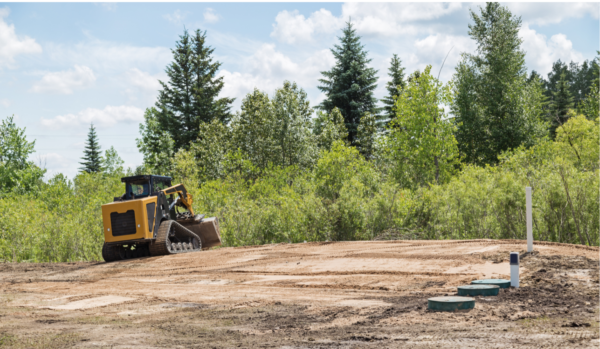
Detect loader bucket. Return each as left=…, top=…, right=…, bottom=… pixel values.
left=179, top=217, right=222, bottom=249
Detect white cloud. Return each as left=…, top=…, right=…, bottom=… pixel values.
left=342, top=3, right=463, bottom=37
left=93, top=1, right=117, bottom=11
left=30, top=65, right=96, bottom=94
left=164, top=10, right=187, bottom=25
left=506, top=2, right=599, bottom=26
left=203, top=8, right=220, bottom=23
left=271, top=9, right=343, bottom=44
left=125, top=68, right=163, bottom=91
left=0, top=98, right=10, bottom=107
left=218, top=44, right=335, bottom=110
left=413, top=34, right=477, bottom=81
left=271, top=4, right=464, bottom=44
left=0, top=7, right=42, bottom=69
left=123, top=68, right=165, bottom=104
left=41, top=105, right=145, bottom=129
left=45, top=39, right=171, bottom=74
left=520, top=24, right=584, bottom=74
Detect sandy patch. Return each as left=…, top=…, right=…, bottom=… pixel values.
left=337, top=299, right=391, bottom=308
left=45, top=295, right=135, bottom=310
left=444, top=261, right=514, bottom=278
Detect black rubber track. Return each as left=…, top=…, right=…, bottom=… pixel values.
left=102, top=243, right=122, bottom=262
left=149, top=220, right=202, bottom=257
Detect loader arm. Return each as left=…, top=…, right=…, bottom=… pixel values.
left=163, top=184, right=194, bottom=215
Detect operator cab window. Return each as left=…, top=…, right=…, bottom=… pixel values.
left=126, top=180, right=150, bottom=199
left=154, top=181, right=169, bottom=191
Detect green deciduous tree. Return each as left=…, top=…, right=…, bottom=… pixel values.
left=190, top=119, right=231, bottom=181
left=230, top=82, right=317, bottom=174
left=152, top=29, right=234, bottom=151
left=102, top=146, right=124, bottom=176
left=579, top=81, right=599, bottom=120
left=0, top=116, right=45, bottom=194
left=314, top=108, right=348, bottom=151
left=548, top=73, right=574, bottom=138
left=386, top=66, right=459, bottom=189
left=451, top=2, right=547, bottom=165
left=79, top=123, right=103, bottom=173
left=318, top=21, right=379, bottom=145
left=356, top=112, right=377, bottom=160
left=381, top=54, right=406, bottom=124
left=136, top=107, right=175, bottom=176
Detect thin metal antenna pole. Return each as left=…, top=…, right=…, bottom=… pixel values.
left=437, top=46, right=454, bottom=80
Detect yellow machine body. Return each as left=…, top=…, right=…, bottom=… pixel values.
left=102, top=196, right=158, bottom=243
left=100, top=175, right=222, bottom=262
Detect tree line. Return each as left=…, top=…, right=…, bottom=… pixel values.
left=0, top=3, right=597, bottom=262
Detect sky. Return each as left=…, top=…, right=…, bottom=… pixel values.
left=0, top=2, right=598, bottom=179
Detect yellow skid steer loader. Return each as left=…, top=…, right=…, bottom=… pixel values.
left=100, top=175, right=221, bottom=262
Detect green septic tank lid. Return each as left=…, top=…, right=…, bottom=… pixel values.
left=458, top=284, right=500, bottom=296
left=471, top=279, right=511, bottom=289
left=428, top=296, right=475, bottom=311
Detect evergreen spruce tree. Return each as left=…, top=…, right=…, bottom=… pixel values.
left=79, top=123, right=103, bottom=173
left=592, top=51, right=600, bottom=89
left=318, top=21, right=379, bottom=145
left=381, top=54, right=406, bottom=124
left=543, top=58, right=597, bottom=109
left=153, top=29, right=234, bottom=151
left=548, top=73, right=574, bottom=137
left=451, top=3, right=547, bottom=165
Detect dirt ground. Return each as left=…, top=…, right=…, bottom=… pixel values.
left=0, top=239, right=598, bottom=348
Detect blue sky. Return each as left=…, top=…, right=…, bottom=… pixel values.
left=0, top=2, right=598, bottom=179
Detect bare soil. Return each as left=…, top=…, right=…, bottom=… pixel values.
left=0, top=239, right=598, bottom=348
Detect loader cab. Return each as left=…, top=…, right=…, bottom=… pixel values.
left=120, top=175, right=172, bottom=201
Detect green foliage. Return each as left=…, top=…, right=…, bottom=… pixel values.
left=356, top=112, right=377, bottom=160
left=452, top=3, right=547, bottom=165
left=579, top=81, right=599, bottom=120
left=381, top=54, right=406, bottom=123
left=318, top=21, right=379, bottom=145
left=229, top=81, right=317, bottom=173
left=314, top=107, right=348, bottom=151
left=543, top=57, right=599, bottom=109
left=190, top=119, right=230, bottom=182
left=404, top=138, right=598, bottom=246
left=548, top=73, right=574, bottom=137
left=0, top=116, right=45, bottom=195
left=592, top=51, right=600, bottom=88
left=190, top=143, right=404, bottom=245
left=153, top=29, right=234, bottom=151
left=79, top=123, right=103, bottom=173
left=385, top=66, right=459, bottom=189
left=102, top=146, right=124, bottom=176
left=0, top=172, right=124, bottom=262
left=136, top=107, right=175, bottom=176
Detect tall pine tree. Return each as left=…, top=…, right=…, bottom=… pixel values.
left=79, top=123, right=102, bottom=173
left=381, top=54, right=406, bottom=124
left=318, top=21, right=378, bottom=145
left=451, top=3, right=546, bottom=165
left=548, top=73, right=574, bottom=137
left=592, top=51, right=600, bottom=89
left=543, top=58, right=598, bottom=109
left=153, top=29, right=234, bottom=151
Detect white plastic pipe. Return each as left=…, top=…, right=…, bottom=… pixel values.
left=510, top=252, right=519, bottom=288
left=526, top=187, right=533, bottom=252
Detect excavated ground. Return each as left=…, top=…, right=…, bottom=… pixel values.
left=0, top=239, right=598, bottom=348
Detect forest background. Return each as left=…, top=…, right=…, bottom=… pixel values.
left=1, top=3, right=598, bottom=262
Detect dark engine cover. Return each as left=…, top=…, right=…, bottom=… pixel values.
left=110, top=210, right=137, bottom=236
